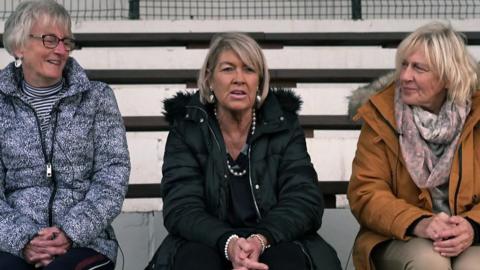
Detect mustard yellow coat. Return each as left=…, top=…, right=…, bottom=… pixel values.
left=348, top=84, right=480, bottom=270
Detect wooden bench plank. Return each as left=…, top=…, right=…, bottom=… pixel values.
left=126, top=181, right=349, bottom=208
left=122, top=115, right=361, bottom=132
left=87, top=68, right=392, bottom=84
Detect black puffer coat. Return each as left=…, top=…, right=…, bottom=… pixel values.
left=146, top=89, right=340, bottom=270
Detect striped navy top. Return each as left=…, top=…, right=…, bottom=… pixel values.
left=22, top=79, right=64, bottom=136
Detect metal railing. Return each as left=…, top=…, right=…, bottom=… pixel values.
left=1, top=0, right=479, bottom=21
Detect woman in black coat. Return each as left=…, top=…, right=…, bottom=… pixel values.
left=146, top=32, right=341, bottom=270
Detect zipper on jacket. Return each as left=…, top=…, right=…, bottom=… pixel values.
left=192, top=105, right=262, bottom=218
left=247, top=145, right=262, bottom=219
left=46, top=110, right=60, bottom=226
left=19, top=97, right=60, bottom=226
left=293, top=241, right=314, bottom=270
left=453, top=145, right=463, bottom=215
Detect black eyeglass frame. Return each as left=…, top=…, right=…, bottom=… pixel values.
left=29, top=34, right=76, bottom=51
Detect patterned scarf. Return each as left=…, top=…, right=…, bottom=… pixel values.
left=394, top=86, right=470, bottom=188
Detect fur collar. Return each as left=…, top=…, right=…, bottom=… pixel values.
left=163, top=88, right=302, bottom=125
left=347, top=71, right=395, bottom=119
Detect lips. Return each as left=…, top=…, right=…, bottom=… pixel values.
left=402, top=86, right=418, bottom=92
left=230, top=90, right=247, bottom=98
left=47, top=59, right=62, bottom=65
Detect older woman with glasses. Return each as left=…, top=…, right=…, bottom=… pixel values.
left=0, top=1, right=130, bottom=269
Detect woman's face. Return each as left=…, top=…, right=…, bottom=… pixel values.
left=15, top=19, right=71, bottom=87
left=210, top=49, right=259, bottom=115
left=399, top=49, right=447, bottom=114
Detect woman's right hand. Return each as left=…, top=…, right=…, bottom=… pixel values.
left=228, top=237, right=268, bottom=270
left=23, top=226, right=71, bottom=267
left=413, top=212, right=453, bottom=241
left=23, top=236, right=54, bottom=267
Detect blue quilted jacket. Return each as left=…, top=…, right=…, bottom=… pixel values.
left=0, top=58, right=130, bottom=262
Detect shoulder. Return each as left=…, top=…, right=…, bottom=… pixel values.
left=163, top=91, right=200, bottom=125
left=268, top=88, right=302, bottom=116
left=348, top=72, right=396, bottom=118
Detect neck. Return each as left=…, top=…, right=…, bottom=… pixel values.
left=216, top=107, right=253, bottom=135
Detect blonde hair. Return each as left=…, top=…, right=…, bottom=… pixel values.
left=3, top=0, right=72, bottom=58
left=197, top=32, right=270, bottom=107
left=395, top=21, right=479, bottom=104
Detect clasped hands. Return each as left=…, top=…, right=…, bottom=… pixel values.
left=23, top=226, right=72, bottom=268
left=228, top=234, right=269, bottom=270
left=413, top=212, right=474, bottom=257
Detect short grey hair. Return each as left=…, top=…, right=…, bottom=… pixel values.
left=197, top=32, right=270, bottom=107
left=3, top=0, right=72, bottom=57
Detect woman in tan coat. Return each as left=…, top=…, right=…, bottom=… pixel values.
left=348, top=22, right=480, bottom=270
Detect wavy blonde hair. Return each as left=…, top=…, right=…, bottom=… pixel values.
left=197, top=32, right=270, bottom=107
left=395, top=21, right=479, bottom=104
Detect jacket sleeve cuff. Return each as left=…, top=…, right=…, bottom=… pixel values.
left=466, top=217, right=480, bottom=244
left=254, top=228, right=275, bottom=246
left=406, top=215, right=430, bottom=236
left=217, top=232, right=231, bottom=255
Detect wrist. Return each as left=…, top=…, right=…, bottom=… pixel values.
left=224, top=234, right=238, bottom=261
left=249, top=233, right=269, bottom=253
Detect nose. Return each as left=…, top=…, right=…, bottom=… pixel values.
left=53, top=41, right=69, bottom=55
left=233, top=69, right=246, bottom=84
left=400, top=65, right=413, bottom=82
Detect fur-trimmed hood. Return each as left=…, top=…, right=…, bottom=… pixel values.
left=163, top=88, right=302, bottom=125
left=347, top=71, right=395, bottom=119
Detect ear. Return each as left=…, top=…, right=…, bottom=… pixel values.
left=206, top=70, right=214, bottom=90
left=13, top=47, right=24, bottom=59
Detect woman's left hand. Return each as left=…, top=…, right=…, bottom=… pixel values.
left=29, top=226, right=72, bottom=256
left=433, top=216, right=474, bottom=257
left=229, top=237, right=268, bottom=270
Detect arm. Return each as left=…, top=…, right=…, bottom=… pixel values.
left=348, top=123, right=432, bottom=239
left=161, top=127, right=233, bottom=248
left=0, top=154, right=41, bottom=257
left=58, top=84, right=130, bottom=245
left=254, top=119, right=324, bottom=244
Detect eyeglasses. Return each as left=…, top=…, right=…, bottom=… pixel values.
left=29, top=34, right=76, bottom=51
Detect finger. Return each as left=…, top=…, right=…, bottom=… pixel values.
left=434, top=237, right=468, bottom=257
left=241, top=258, right=269, bottom=270
left=436, top=212, right=450, bottom=220
left=35, top=258, right=53, bottom=268
left=26, top=251, right=52, bottom=264
left=237, top=238, right=254, bottom=254
left=37, top=227, right=61, bottom=239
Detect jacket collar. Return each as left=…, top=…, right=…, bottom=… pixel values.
left=0, top=57, right=91, bottom=98
left=163, top=88, right=302, bottom=137
left=357, top=83, right=480, bottom=148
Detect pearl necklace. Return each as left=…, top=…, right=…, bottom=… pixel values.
left=226, top=159, right=247, bottom=176
left=214, top=107, right=256, bottom=176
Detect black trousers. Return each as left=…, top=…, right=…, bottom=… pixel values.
left=173, top=241, right=310, bottom=270
left=0, top=247, right=113, bottom=270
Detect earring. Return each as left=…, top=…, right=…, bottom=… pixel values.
left=14, top=57, right=22, bottom=68
left=256, top=93, right=262, bottom=104
left=209, top=88, right=216, bottom=103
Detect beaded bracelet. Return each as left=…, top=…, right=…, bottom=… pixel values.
left=249, top=234, right=268, bottom=253
left=224, top=234, right=239, bottom=261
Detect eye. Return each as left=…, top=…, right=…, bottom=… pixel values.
left=244, top=66, right=256, bottom=73
left=220, top=66, right=234, bottom=72
left=43, top=34, right=58, bottom=45
left=413, top=63, right=429, bottom=73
